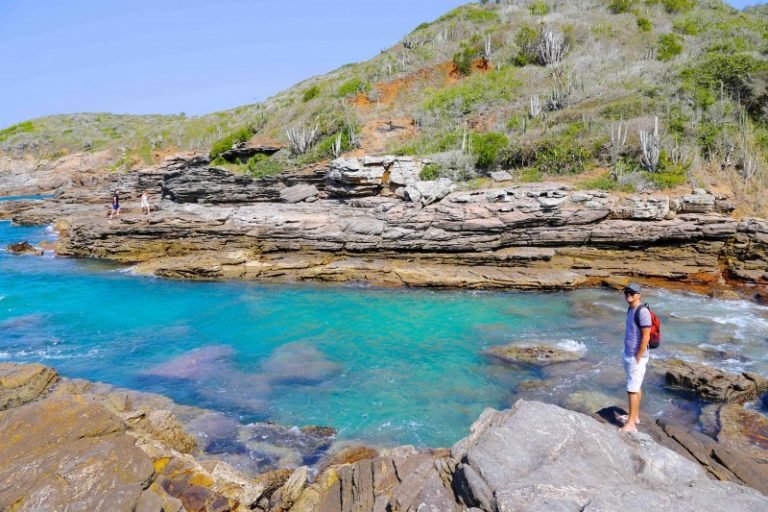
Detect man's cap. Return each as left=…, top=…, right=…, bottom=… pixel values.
left=623, top=283, right=642, bottom=294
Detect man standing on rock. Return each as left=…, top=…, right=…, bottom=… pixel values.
left=620, top=283, right=651, bottom=432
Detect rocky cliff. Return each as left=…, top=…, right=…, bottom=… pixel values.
left=6, top=155, right=764, bottom=294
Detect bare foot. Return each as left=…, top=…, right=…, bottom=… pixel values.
left=617, top=415, right=640, bottom=425
left=619, top=423, right=638, bottom=433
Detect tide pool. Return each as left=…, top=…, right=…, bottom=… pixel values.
left=2, top=220, right=767, bottom=448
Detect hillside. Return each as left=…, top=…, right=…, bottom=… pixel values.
left=2, top=0, right=768, bottom=214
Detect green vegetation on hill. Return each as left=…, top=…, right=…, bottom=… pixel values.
left=3, top=0, right=768, bottom=213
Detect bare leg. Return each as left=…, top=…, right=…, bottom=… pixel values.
left=620, top=392, right=640, bottom=432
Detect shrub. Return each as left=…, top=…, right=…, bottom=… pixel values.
left=608, top=0, right=636, bottom=14
left=436, top=5, right=499, bottom=24
left=513, top=25, right=539, bottom=66
left=673, top=16, right=699, bottom=35
left=0, top=120, right=36, bottom=142
left=302, top=85, right=321, bottom=102
left=682, top=54, right=768, bottom=116
left=209, top=126, right=253, bottom=159
left=579, top=171, right=635, bottom=192
left=529, top=1, right=550, bottom=16
left=391, top=131, right=462, bottom=156
left=246, top=154, right=283, bottom=178
left=503, top=122, right=599, bottom=175
left=657, top=33, right=684, bottom=62
left=419, top=163, right=442, bottom=180
left=644, top=169, right=687, bottom=188
left=520, top=168, right=543, bottom=182
left=453, top=43, right=477, bottom=76
left=471, top=131, right=509, bottom=168
left=661, top=0, right=695, bottom=14
left=336, top=78, right=370, bottom=98
left=422, top=67, right=520, bottom=115
left=636, top=17, right=653, bottom=32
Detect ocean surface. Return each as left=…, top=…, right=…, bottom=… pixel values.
left=2, top=219, right=767, bottom=449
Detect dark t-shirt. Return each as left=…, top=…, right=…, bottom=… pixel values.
left=112, top=193, right=120, bottom=208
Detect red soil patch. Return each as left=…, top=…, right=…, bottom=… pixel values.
left=351, top=118, right=418, bottom=156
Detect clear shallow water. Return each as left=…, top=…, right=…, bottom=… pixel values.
left=2, top=220, right=768, bottom=448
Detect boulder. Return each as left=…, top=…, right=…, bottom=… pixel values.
left=484, top=343, right=584, bottom=366
left=662, top=359, right=768, bottom=402
left=451, top=400, right=768, bottom=511
left=220, top=138, right=283, bottom=163
left=0, top=363, right=59, bottom=410
left=490, top=171, right=513, bottom=182
left=404, top=178, right=454, bottom=206
left=326, top=157, right=385, bottom=198
left=5, top=241, right=42, bottom=255
left=280, top=184, right=318, bottom=204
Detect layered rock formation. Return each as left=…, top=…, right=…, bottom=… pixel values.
left=2, top=153, right=766, bottom=294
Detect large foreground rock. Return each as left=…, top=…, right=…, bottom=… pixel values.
left=449, top=400, right=767, bottom=511
left=0, top=396, right=159, bottom=512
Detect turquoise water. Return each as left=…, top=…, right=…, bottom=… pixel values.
left=2, top=220, right=768, bottom=450
left=0, top=194, right=53, bottom=201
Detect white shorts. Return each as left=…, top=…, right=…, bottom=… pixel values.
left=623, top=355, right=649, bottom=393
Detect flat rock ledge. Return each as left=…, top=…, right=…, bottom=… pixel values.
left=2, top=362, right=767, bottom=512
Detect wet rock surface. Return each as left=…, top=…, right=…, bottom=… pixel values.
left=662, top=359, right=768, bottom=403
left=1, top=363, right=767, bottom=511
left=5, top=240, right=42, bottom=255
left=484, top=342, right=584, bottom=366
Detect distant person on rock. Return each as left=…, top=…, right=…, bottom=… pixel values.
left=620, top=283, right=651, bottom=432
left=109, top=189, right=121, bottom=219
left=140, top=190, right=150, bottom=214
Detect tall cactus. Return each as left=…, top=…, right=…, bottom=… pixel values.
left=538, top=26, right=568, bottom=66
left=640, top=117, right=661, bottom=173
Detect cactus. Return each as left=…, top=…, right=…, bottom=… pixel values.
left=529, top=94, right=542, bottom=118
left=286, top=124, right=318, bottom=155
left=610, top=119, right=628, bottom=165
left=538, top=26, right=568, bottom=66
left=640, top=116, right=661, bottom=172
left=332, top=133, right=343, bottom=158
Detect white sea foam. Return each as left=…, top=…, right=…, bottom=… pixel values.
left=0, top=351, right=10, bottom=359
left=557, top=339, right=587, bottom=353
left=592, top=301, right=624, bottom=312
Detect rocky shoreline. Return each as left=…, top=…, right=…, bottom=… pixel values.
left=1, top=153, right=767, bottom=297
left=2, top=362, right=767, bottom=512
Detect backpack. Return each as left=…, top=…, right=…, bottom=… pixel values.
left=633, top=304, right=661, bottom=349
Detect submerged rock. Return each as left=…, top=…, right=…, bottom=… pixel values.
left=484, top=342, right=584, bottom=366
left=142, top=345, right=236, bottom=380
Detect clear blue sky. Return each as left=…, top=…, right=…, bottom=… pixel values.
left=0, top=0, right=762, bottom=128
